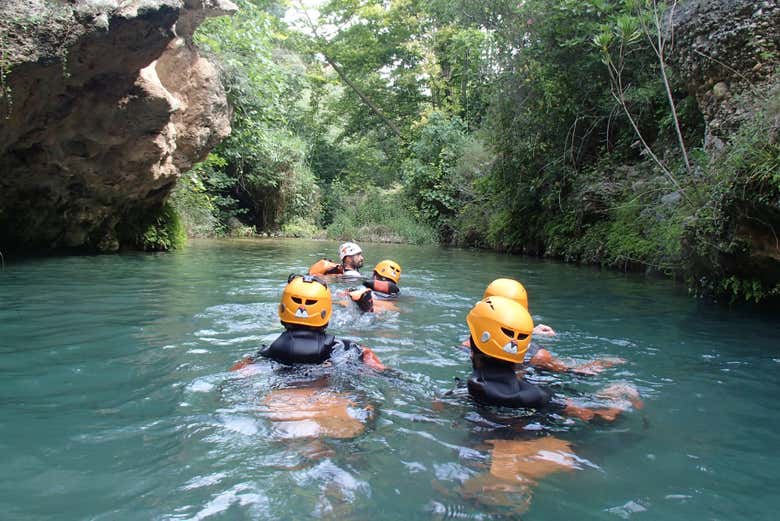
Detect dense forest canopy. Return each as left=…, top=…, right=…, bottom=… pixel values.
left=172, top=0, right=780, bottom=303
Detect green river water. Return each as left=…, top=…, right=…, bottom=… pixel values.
left=2, top=238, right=779, bottom=520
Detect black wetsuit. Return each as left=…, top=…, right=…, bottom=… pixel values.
left=258, top=327, right=363, bottom=365
left=467, top=345, right=555, bottom=409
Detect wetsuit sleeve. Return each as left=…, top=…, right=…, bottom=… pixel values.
left=525, top=341, right=542, bottom=362
left=512, top=380, right=554, bottom=409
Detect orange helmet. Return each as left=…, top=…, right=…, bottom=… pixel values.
left=373, top=259, right=402, bottom=284
left=466, top=296, right=534, bottom=363
left=483, top=278, right=529, bottom=309
left=279, top=275, right=332, bottom=328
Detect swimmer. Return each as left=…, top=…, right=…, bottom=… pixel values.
left=483, top=278, right=556, bottom=337
left=308, top=242, right=365, bottom=278
left=343, top=259, right=402, bottom=313
left=231, top=274, right=384, bottom=371
left=471, top=278, right=624, bottom=375
left=447, top=297, right=642, bottom=514
left=230, top=274, right=384, bottom=439
left=463, top=296, right=640, bottom=418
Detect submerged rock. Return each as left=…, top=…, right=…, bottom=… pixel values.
left=0, top=0, right=236, bottom=251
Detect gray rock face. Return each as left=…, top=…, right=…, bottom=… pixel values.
left=672, top=0, right=780, bottom=300
left=0, top=0, right=236, bottom=250
left=671, top=0, right=780, bottom=149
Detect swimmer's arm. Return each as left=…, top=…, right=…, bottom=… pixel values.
left=339, top=338, right=386, bottom=371
left=530, top=348, right=625, bottom=375
left=348, top=287, right=374, bottom=312
left=533, top=323, right=556, bottom=337
left=562, top=400, right=623, bottom=422
left=229, top=354, right=256, bottom=371
left=568, top=357, right=626, bottom=375
left=359, top=346, right=386, bottom=371
left=562, top=384, right=642, bottom=421
left=529, top=348, right=569, bottom=372
left=363, top=279, right=400, bottom=295
left=229, top=345, right=268, bottom=371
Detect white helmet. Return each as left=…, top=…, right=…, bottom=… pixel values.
left=338, top=242, right=362, bottom=260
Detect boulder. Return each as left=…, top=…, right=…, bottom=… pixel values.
left=0, top=0, right=236, bottom=251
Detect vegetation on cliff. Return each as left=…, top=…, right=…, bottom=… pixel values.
left=174, top=0, right=779, bottom=303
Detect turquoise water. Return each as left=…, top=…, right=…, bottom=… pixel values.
left=1, top=238, right=779, bottom=520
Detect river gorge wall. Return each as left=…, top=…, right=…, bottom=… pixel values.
left=671, top=0, right=780, bottom=301
left=0, top=0, right=235, bottom=251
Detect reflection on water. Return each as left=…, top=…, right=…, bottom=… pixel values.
left=1, top=238, right=780, bottom=520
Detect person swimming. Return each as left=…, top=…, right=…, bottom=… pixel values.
left=445, top=296, right=642, bottom=515
left=344, top=259, right=402, bottom=313
left=231, top=274, right=384, bottom=370
left=308, top=242, right=365, bottom=279
left=464, top=295, right=639, bottom=418
left=230, top=274, right=384, bottom=440
left=470, top=278, right=624, bottom=375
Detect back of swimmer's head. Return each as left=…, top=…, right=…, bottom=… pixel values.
left=467, top=296, right=534, bottom=364
left=483, top=278, right=528, bottom=310
left=279, top=274, right=332, bottom=329
left=373, top=259, right=402, bottom=284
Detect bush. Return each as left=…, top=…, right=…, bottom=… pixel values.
left=281, top=217, right=325, bottom=238
left=683, top=85, right=780, bottom=302
left=326, top=186, right=436, bottom=245
left=402, top=112, right=496, bottom=243
left=118, top=202, right=187, bottom=251
left=170, top=154, right=225, bottom=237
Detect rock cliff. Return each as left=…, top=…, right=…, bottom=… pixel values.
left=0, top=0, right=236, bottom=251
left=672, top=0, right=780, bottom=301
left=671, top=0, right=779, bottom=150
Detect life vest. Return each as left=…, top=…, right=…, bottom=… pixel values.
left=259, top=328, right=337, bottom=365
left=362, top=278, right=399, bottom=299
left=308, top=258, right=344, bottom=276
left=467, top=348, right=552, bottom=409
left=257, top=328, right=383, bottom=371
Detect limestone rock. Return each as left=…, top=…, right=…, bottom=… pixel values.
left=672, top=0, right=780, bottom=300
left=670, top=0, right=780, bottom=148
left=0, top=0, right=236, bottom=251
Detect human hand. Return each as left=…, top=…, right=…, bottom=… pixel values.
left=361, top=346, right=385, bottom=371
left=596, top=383, right=643, bottom=409
left=533, top=324, right=556, bottom=337
left=229, top=356, right=255, bottom=371
left=570, top=357, right=626, bottom=375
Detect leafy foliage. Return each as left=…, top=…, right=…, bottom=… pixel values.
left=168, top=0, right=778, bottom=303
left=683, top=86, right=780, bottom=303
left=327, top=185, right=436, bottom=245
left=174, top=0, right=321, bottom=235
left=118, top=203, right=187, bottom=251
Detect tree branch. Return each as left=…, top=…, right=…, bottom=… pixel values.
left=295, top=2, right=403, bottom=139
